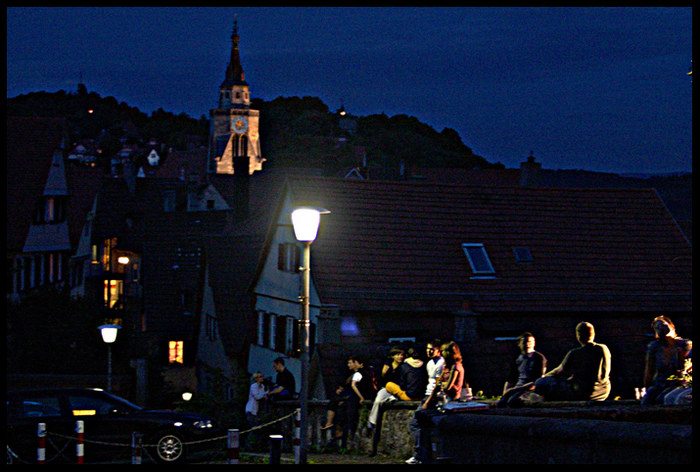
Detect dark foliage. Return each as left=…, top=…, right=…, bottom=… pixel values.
left=8, top=89, right=493, bottom=172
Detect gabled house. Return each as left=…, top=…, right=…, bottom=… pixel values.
left=195, top=167, right=325, bottom=400
left=7, top=117, right=103, bottom=302
left=243, top=176, right=691, bottom=399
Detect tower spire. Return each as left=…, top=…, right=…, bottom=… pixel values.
left=223, top=15, right=246, bottom=86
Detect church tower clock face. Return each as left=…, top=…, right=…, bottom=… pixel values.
left=232, top=116, right=248, bottom=134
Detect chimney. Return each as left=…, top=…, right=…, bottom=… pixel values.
left=233, top=155, right=249, bottom=219
left=123, top=158, right=136, bottom=195
left=520, top=152, right=541, bottom=187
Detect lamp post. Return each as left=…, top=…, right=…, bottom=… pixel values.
left=290, top=207, right=328, bottom=465
left=98, top=324, right=121, bottom=391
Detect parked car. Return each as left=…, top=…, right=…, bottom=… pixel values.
left=6, top=387, right=223, bottom=464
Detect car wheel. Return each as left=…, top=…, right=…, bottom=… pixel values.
left=153, top=431, right=186, bottom=464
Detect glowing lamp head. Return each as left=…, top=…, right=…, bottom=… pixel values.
left=291, top=207, right=329, bottom=242
left=99, top=324, right=121, bottom=344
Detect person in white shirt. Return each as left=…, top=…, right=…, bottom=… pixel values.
left=245, top=372, right=267, bottom=426
left=424, top=340, right=445, bottom=398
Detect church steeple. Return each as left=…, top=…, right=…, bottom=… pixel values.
left=209, top=16, right=264, bottom=175
left=221, top=17, right=247, bottom=88
left=218, top=16, right=250, bottom=109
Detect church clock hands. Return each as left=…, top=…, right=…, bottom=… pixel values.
left=232, top=116, right=248, bottom=134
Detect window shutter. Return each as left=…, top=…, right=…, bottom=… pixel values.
left=277, top=244, right=285, bottom=270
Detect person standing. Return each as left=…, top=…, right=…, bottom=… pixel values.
left=322, top=355, right=368, bottom=448
left=244, top=372, right=267, bottom=449
left=267, top=357, right=296, bottom=402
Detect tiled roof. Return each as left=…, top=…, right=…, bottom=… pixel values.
left=6, top=117, right=66, bottom=252
left=66, top=165, right=105, bottom=247
left=149, top=148, right=209, bottom=182
left=285, top=177, right=691, bottom=313
left=7, top=117, right=104, bottom=253
left=403, top=167, right=521, bottom=186
left=203, top=233, right=262, bottom=356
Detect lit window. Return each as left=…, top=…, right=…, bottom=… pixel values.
left=102, top=238, right=117, bottom=271
left=169, top=341, right=184, bottom=364
left=461, top=243, right=495, bottom=275
left=103, top=280, right=124, bottom=308
left=44, top=197, right=55, bottom=222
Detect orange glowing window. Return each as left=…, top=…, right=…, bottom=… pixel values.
left=103, top=279, right=123, bottom=308
left=169, top=341, right=184, bottom=364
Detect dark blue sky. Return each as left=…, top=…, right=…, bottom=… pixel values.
left=7, top=7, right=692, bottom=174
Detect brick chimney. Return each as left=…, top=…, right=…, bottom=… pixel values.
left=520, top=152, right=541, bottom=187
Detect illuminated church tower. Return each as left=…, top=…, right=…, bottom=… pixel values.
left=209, top=18, right=263, bottom=175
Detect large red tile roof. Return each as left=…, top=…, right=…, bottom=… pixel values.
left=285, top=177, right=691, bottom=313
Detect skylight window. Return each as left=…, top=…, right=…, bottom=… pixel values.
left=461, top=243, right=495, bottom=275
left=513, top=247, right=533, bottom=263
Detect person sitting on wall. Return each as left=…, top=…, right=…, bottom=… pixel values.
left=384, top=345, right=428, bottom=402
left=497, top=332, right=547, bottom=407
left=367, top=346, right=405, bottom=430
left=641, top=316, right=692, bottom=405
left=406, top=341, right=464, bottom=465
left=498, top=322, right=611, bottom=405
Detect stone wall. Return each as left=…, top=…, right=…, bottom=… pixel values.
left=431, top=408, right=692, bottom=464
left=263, top=400, right=692, bottom=464
left=263, top=400, right=417, bottom=458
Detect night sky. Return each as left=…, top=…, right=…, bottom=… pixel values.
left=6, top=7, right=692, bottom=175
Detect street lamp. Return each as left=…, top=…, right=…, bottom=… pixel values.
left=290, top=206, right=329, bottom=465
left=99, top=324, right=121, bottom=391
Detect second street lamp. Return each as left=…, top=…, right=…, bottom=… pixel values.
left=98, top=324, right=121, bottom=392
left=290, top=206, right=328, bottom=465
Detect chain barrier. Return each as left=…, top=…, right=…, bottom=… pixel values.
left=7, top=409, right=300, bottom=464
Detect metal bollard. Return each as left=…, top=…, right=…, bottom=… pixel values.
left=227, top=429, right=239, bottom=464
left=294, top=410, right=301, bottom=464
left=269, top=435, right=283, bottom=465
left=131, top=432, right=143, bottom=464
left=76, top=420, right=84, bottom=464
left=37, top=423, right=46, bottom=464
